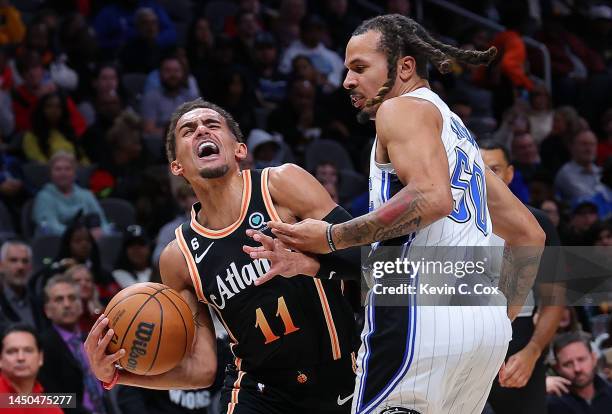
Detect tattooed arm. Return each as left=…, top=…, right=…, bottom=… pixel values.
left=331, top=97, right=454, bottom=248
left=485, top=168, right=546, bottom=320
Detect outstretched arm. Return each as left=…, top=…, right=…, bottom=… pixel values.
left=269, top=97, right=453, bottom=253
left=85, top=240, right=217, bottom=390
left=485, top=168, right=546, bottom=320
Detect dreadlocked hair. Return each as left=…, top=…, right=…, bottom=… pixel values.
left=353, top=14, right=497, bottom=112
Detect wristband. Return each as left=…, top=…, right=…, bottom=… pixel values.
left=326, top=223, right=337, bottom=252
left=102, top=369, right=120, bottom=390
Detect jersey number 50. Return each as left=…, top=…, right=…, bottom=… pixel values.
left=448, top=147, right=489, bottom=236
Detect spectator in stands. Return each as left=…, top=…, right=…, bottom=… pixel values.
left=212, top=68, right=257, bottom=134
left=541, top=106, right=583, bottom=176
left=12, top=51, right=86, bottom=135
left=585, top=219, right=612, bottom=247
left=251, top=32, right=287, bottom=108
left=314, top=160, right=340, bottom=204
left=321, top=0, right=361, bottom=55
left=268, top=79, right=328, bottom=151
left=93, top=0, right=177, bottom=58
left=528, top=85, right=554, bottom=146
left=58, top=13, right=99, bottom=102
left=246, top=129, right=286, bottom=169
left=291, top=54, right=335, bottom=94
left=224, top=0, right=266, bottom=37
left=232, top=11, right=262, bottom=68
left=77, top=63, right=121, bottom=126
left=140, top=53, right=198, bottom=140
left=555, top=130, right=605, bottom=203
left=152, top=183, right=196, bottom=266
left=89, top=110, right=147, bottom=200
left=387, top=0, right=411, bottom=16
left=32, top=151, right=111, bottom=237
left=0, top=46, right=12, bottom=91
left=597, top=108, right=612, bottom=165
left=511, top=132, right=541, bottom=182
left=54, top=220, right=118, bottom=303
left=119, top=7, right=165, bottom=74
left=0, top=241, right=44, bottom=330
left=0, top=323, right=63, bottom=413
left=0, top=131, right=28, bottom=222
left=547, top=332, right=612, bottom=413
left=279, top=14, right=344, bottom=89
left=560, top=200, right=599, bottom=245
left=112, top=224, right=156, bottom=288
left=39, top=274, right=108, bottom=414
left=65, top=264, right=102, bottom=333
left=81, top=92, right=124, bottom=166
left=23, top=92, right=88, bottom=164
left=143, top=47, right=200, bottom=97
left=541, top=199, right=561, bottom=229
left=0, top=0, right=25, bottom=46
left=272, top=0, right=307, bottom=49
left=493, top=107, right=530, bottom=150
left=185, top=17, right=214, bottom=82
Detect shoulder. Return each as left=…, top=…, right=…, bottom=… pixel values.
left=267, top=164, right=309, bottom=188
left=377, top=95, right=442, bottom=130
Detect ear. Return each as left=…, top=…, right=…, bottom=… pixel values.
left=170, top=160, right=184, bottom=177
left=43, top=303, right=51, bottom=319
left=235, top=142, right=248, bottom=162
left=398, top=56, right=417, bottom=82
left=506, top=165, right=515, bottom=185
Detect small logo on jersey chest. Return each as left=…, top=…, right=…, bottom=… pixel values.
left=248, top=212, right=265, bottom=229
left=380, top=408, right=421, bottom=414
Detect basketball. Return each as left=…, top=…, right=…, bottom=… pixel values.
left=104, top=282, right=195, bottom=376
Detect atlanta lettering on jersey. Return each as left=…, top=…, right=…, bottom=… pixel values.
left=209, top=258, right=271, bottom=309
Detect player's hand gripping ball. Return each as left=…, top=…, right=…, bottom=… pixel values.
left=104, top=282, right=195, bottom=375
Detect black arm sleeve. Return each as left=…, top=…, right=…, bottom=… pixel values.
left=313, top=206, right=363, bottom=281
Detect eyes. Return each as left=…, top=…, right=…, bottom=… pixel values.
left=181, top=122, right=220, bottom=137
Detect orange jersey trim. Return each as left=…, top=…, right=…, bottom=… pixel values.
left=261, top=168, right=282, bottom=222
left=227, top=370, right=245, bottom=414
left=190, top=170, right=252, bottom=238
left=174, top=227, right=207, bottom=303
left=313, top=279, right=342, bottom=360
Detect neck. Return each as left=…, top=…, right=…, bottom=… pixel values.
left=395, top=77, right=430, bottom=97
left=56, top=184, right=73, bottom=195
left=575, top=159, right=592, bottom=169
left=55, top=322, right=78, bottom=332
left=192, top=168, right=245, bottom=229
left=573, top=382, right=596, bottom=401
left=5, top=283, right=25, bottom=297
left=7, top=376, right=36, bottom=394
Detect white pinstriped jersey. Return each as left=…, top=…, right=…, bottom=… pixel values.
left=368, top=87, right=492, bottom=249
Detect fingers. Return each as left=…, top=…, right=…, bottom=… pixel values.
left=85, top=315, right=109, bottom=352
left=96, top=327, right=115, bottom=359
left=252, top=231, right=276, bottom=250
left=267, top=221, right=296, bottom=236
left=103, top=348, right=126, bottom=365
left=248, top=250, right=274, bottom=261
left=254, top=271, right=278, bottom=286
left=242, top=245, right=265, bottom=255
left=271, top=230, right=300, bottom=248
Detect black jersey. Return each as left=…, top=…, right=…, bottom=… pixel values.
left=175, top=169, right=358, bottom=373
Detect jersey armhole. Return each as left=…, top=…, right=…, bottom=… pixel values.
left=174, top=226, right=208, bottom=304
left=261, top=167, right=283, bottom=222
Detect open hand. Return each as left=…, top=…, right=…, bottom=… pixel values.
left=84, top=313, right=125, bottom=383
left=243, top=229, right=320, bottom=286
left=267, top=219, right=331, bottom=254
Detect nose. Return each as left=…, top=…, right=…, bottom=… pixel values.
left=343, top=71, right=357, bottom=90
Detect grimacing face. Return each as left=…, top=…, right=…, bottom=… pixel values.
left=343, top=30, right=393, bottom=122
left=171, top=108, right=247, bottom=181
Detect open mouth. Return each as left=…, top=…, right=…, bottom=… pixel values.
left=350, top=94, right=365, bottom=109
left=197, top=140, right=220, bottom=159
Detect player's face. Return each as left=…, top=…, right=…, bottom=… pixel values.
left=555, top=342, right=597, bottom=388
left=343, top=30, right=390, bottom=121
left=172, top=108, right=247, bottom=182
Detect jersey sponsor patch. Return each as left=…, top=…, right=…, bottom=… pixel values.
left=248, top=212, right=265, bottom=229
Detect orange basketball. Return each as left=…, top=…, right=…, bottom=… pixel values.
left=104, top=283, right=195, bottom=375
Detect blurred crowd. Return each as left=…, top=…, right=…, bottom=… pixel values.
left=0, top=0, right=611, bottom=413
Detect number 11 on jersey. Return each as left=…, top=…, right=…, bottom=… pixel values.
left=255, top=296, right=300, bottom=344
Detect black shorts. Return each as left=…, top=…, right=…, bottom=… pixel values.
left=219, top=355, right=356, bottom=414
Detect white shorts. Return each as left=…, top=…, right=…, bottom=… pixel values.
left=352, top=298, right=511, bottom=414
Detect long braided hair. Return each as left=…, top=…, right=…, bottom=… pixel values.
left=352, top=14, right=497, bottom=115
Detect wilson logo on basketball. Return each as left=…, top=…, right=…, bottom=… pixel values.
left=126, top=321, right=156, bottom=370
